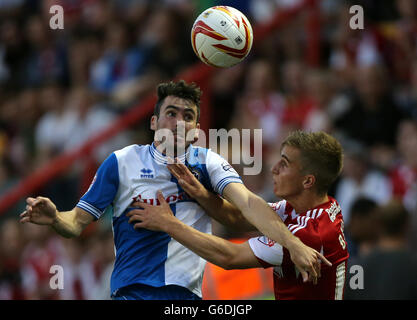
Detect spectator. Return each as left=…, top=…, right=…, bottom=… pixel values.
left=0, top=219, right=25, bottom=299
left=62, top=86, right=130, bottom=163
left=345, top=198, right=379, bottom=260
left=334, top=64, right=405, bottom=147
left=20, top=223, right=63, bottom=299
left=231, top=59, right=285, bottom=148
left=24, top=15, right=69, bottom=87
left=390, top=119, right=417, bottom=210
left=140, top=8, right=196, bottom=78
left=89, top=20, right=149, bottom=95
left=334, top=140, right=392, bottom=224
left=34, top=83, right=75, bottom=163
left=281, top=60, right=315, bottom=130
left=303, top=69, right=335, bottom=133
left=0, top=19, right=28, bottom=90
left=58, top=238, right=98, bottom=300
left=346, top=200, right=417, bottom=300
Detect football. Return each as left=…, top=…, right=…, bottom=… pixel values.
left=191, top=6, right=253, bottom=68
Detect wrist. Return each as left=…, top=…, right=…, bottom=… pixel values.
left=51, top=210, right=60, bottom=227
left=284, top=235, right=301, bottom=252
left=163, top=215, right=182, bottom=236
left=197, top=187, right=211, bottom=201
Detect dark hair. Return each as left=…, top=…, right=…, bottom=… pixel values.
left=350, top=198, right=378, bottom=219
left=281, top=130, right=344, bottom=195
left=377, top=200, right=409, bottom=237
left=154, top=80, right=202, bottom=121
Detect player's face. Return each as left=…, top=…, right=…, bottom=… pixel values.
left=271, top=146, right=305, bottom=199
left=151, top=95, right=200, bottom=152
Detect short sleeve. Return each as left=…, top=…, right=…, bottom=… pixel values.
left=205, top=150, right=242, bottom=195
left=248, top=236, right=284, bottom=267
left=76, top=153, right=119, bottom=220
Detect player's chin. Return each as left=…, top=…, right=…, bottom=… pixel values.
left=273, top=183, right=280, bottom=197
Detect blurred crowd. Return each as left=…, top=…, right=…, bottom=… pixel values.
left=1, top=0, right=417, bottom=299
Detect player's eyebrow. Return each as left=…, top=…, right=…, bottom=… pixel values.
left=165, top=105, right=196, bottom=116
left=281, top=154, right=291, bottom=163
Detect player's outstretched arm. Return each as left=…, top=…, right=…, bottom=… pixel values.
left=127, top=191, right=262, bottom=270
left=20, top=197, right=94, bottom=238
left=222, top=183, right=331, bottom=282
left=168, top=163, right=255, bottom=232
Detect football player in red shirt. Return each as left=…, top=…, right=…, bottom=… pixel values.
left=127, top=130, right=348, bottom=300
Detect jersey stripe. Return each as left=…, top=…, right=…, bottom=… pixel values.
left=77, top=200, right=103, bottom=219
left=317, top=208, right=323, bottom=218
left=334, top=262, right=346, bottom=300
left=291, top=217, right=311, bottom=234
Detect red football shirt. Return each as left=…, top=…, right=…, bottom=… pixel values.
left=248, top=197, right=349, bottom=300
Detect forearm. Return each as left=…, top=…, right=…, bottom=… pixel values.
left=51, top=209, right=87, bottom=238
left=195, top=190, right=255, bottom=232
left=234, top=192, right=299, bottom=250
left=163, top=215, right=241, bottom=269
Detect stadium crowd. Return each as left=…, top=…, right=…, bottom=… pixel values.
left=1, top=0, right=417, bottom=299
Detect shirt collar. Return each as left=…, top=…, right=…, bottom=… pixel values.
left=149, top=142, right=190, bottom=165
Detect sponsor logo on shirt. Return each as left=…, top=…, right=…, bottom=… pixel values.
left=132, top=192, right=189, bottom=205
left=140, top=168, right=154, bottom=179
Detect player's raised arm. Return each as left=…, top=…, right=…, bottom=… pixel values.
left=221, top=182, right=331, bottom=282
left=20, top=196, right=94, bottom=238
left=168, top=162, right=255, bottom=232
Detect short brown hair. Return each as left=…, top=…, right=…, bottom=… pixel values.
left=281, top=130, right=343, bottom=195
left=377, top=200, right=409, bottom=237
left=154, top=80, right=202, bottom=121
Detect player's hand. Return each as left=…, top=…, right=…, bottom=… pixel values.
left=167, top=161, right=209, bottom=200
left=287, top=237, right=332, bottom=284
left=127, top=191, right=175, bottom=232
left=19, top=197, right=58, bottom=226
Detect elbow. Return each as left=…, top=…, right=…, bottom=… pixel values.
left=216, top=252, right=238, bottom=270
left=217, top=259, right=233, bottom=270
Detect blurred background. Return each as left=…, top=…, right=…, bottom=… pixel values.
left=1, top=0, right=417, bottom=300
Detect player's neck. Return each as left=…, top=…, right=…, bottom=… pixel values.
left=286, top=192, right=329, bottom=214
left=153, top=141, right=189, bottom=157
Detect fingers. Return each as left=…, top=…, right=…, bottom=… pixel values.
left=26, top=197, right=38, bottom=206
left=299, top=269, right=309, bottom=283
left=317, top=252, right=332, bottom=267
left=19, top=210, right=30, bottom=223
left=130, top=201, right=151, bottom=209
left=167, top=163, right=186, bottom=179
left=26, top=196, right=48, bottom=207
left=156, top=190, right=169, bottom=207
left=307, top=263, right=318, bottom=281
left=133, top=222, right=146, bottom=230
left=126, top=208, right=146, bottom=217
left=128, top=213, right=144, bottom=224
left=316, top=260, right=321, bottom=279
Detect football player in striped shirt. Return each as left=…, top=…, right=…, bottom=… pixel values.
left=131, top=130, right=348, bottom=300
left=20, top=81, right=325, bottom=300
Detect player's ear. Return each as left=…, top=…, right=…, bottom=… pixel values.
left=303, top=174, right=316, bottom=190
left=194, top=123, right=200, bottom=141
left=150, top=115, right=158, bottom=131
